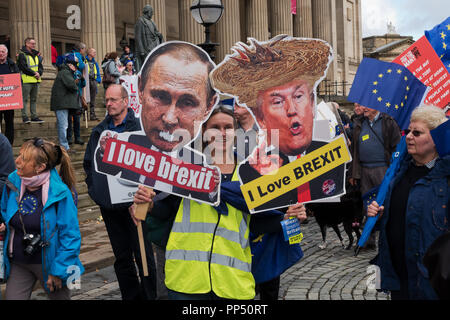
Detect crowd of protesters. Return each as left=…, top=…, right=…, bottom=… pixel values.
left=0, top=35, right=448, bottom=302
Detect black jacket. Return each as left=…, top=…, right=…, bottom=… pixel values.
left=0, top=58, right=20, bottom=75
left=17, top=46, right=43, bottom=77
left=83, top=108, right=141, bottom=209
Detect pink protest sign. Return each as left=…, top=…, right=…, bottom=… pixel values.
left=0, top=73, right=23, bottom=111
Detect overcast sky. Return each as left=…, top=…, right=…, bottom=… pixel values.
left=361, top=0, right=448, bottom=40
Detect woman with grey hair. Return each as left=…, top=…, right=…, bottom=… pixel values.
left=368, top=105, right=449, bottom=300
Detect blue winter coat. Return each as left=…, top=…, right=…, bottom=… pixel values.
left=1, top=169, right=85, bottom=291
left=374, top=154, right=450, bottom=299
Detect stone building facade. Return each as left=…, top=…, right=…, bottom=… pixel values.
left=0, top=0, right=362, bottom=93
left=363, top=33, right=415, bottom=62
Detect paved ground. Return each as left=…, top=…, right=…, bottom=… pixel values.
left=26, top=218, right=389, bottom=300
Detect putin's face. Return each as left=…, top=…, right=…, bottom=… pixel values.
left=139, top=53, right=216, bottom=152
left=256, top=79, right=314, bottom=156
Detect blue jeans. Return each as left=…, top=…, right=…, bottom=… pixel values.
left=55, top=109, right=69, bottom=150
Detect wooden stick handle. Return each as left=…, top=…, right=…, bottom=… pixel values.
left=137, top=220, right=148, bottom=277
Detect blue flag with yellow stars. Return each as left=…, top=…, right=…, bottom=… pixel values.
left=362, top=185, right=380, bottom=212
left=430, top=119, right=450, bottom=157
left=348, top=58, right=428, bottom=130
left=425, top=16, right=450, bottom=73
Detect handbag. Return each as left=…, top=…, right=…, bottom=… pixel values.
left=102, top=61, right=115, bottom=84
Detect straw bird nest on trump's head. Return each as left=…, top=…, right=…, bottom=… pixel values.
left=210, top=35, right=333, bottom=111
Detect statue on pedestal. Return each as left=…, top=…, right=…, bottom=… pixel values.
left=135, top=5, right=163, bottom=72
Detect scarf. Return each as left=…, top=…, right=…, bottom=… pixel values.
left=20, top=171, right=51, bottom=207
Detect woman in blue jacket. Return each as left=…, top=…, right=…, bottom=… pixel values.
left=0, top=138, right=84, bottom=299
left=368, top=105, right=449, bottom=300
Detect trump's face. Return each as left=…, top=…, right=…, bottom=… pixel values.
left=256, top=79, right=314, bottom=156
left=139, top=53, right=215, bottom=152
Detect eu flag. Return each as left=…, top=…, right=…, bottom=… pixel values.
left=430, top=119, right=450, bottom=157
left=348, top=58, right=428, bottom=130
left=425, top=17, right=450, bottom=73
left=362, top=185, right=379, bottom=212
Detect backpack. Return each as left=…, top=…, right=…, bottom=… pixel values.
left=102, top=61, right=115, bottom=84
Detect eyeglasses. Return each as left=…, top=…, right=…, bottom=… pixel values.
left=404, top=129, right=423, bottom=137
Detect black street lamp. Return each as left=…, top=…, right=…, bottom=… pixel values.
left=190, top=0, right=224, bottom=60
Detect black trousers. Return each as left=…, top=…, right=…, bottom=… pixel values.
left=256, top=276, right=280, bottom=300
left=100, top=206, right=157, bottom=300
left=0, top=110, right=14, bottom=145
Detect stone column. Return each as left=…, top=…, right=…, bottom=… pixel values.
left=246, top=0, right=269, bottom=41
left=135, top=0, right=167, bottom=41
left=216, top=0, right=240, bottom=63
left=178, top=0, right=204, bottom=45
left=270, top=0, right=293, bottom=38
left=80, top=0, right=116, bottom=64
left=294, top=0, right=313, bottom=38
left=312, top=0, right=337, bottom=82
left=9, top=0, right=55, bottom=79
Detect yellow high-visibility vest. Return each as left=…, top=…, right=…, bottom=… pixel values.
left=21, top=54, right=41, bottom=83
left=165, top=168, right=255, bottom=300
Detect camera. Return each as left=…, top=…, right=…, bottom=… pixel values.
left=23, top=234, right=46, bottom=256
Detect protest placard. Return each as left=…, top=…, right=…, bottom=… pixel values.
left=240, top=135, right=350, bottom=210
left=0, top=73, right=23, bottom=111
left=393, top=36, right=449, bottom=109
left=120, top=75, right=141, bottom=117
left=95, top=42, right=220, bottom=206
left=211, top=36, right=349, bottom=212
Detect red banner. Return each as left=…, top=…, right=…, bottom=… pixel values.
left=0, top=73, right=23, bottom=111
left=291, top=0, right=297, bottom=15
left=102, top=139, right=216, bottom=193
left=393, top=36, right=449, bottom=109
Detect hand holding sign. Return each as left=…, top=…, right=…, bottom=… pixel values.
left=100, top=132, right=118, bottom=153
left=285, top=203, right=307, bottom=222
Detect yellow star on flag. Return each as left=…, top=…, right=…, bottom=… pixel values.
left=447, top=24, right=450, bottom=30
left=378, top=73, right=384, bottom=78
left=395, top=105, right=399, bottom=109
left=378, top=97, right=382, bottom=102
left=397, top=69, right=402, bottom=74
left=442, top=31, right=447, bottom=40
left=386, top=102, right=391, bottom=107
left=443, top=42, right=447, bottom=50
left=373, top=81, right=378, bottom=85
left=406, top=86, right=410, bottom=91
left=373, top=89, right=378, bottom=94
left=405, top=95, right=408, bottom=100
left=404, top=76, right=408, bottom=81
left=401, top=102, right=404, bottom=107
left=387, top=69, right=392, bottom=73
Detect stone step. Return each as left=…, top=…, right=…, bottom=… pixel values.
left=77, top=192, right=97, bottom=209
left=78, top=205, right=102, bottom=223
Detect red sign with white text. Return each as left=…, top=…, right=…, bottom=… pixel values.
left=102, top=139, right=216, bottom=193
left=0, top=73, right=23, bottom=111
left=393, top=36, right=449, bottom=109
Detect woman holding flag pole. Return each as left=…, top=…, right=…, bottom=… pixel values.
left=367, top=105, right=449, bottom=300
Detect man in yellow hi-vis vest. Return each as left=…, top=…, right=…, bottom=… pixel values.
left=17, top=37, right=44, bottom=124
